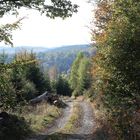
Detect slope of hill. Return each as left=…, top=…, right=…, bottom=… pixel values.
left=37, top=44, right=96, bottom=74
left=0, top=46, right=49, bottom=54
left=0, top=44, right=96, bottom=73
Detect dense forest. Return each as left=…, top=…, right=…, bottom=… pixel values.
left=38, top=44, right=96, bottom=74
left=0, top=44, right=96, bottom=74
left=0, top=0, right=140, bottom=140
left=91, top=0, right=140, bottom=139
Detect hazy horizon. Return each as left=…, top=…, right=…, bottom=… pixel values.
left=0, top=43, right=91, bottom=49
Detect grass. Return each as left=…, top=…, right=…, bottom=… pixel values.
left=45, top=102, right=83, bottom=140
left=60, top=102, right=82, bottom=133
left=19, top=101, right=62, bottom=132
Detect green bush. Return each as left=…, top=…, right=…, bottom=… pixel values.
left=22, top=80, right=37, bottom=100
left=92, top=0, right=140, bottom=139
left=0, top=71, right=16, bottom=110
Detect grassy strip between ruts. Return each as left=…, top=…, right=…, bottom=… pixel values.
left=57, top=101, right=82, bottom=134
left=46, top=102, right=83, bottom=140
left=60, top=102, right=82, bottom=133
left=20, top=102, right=62, bottom=132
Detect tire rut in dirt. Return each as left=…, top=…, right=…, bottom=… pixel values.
left=46, top=101, right=73, bottom=135
left=73, top=101, right=95, bottom=140
left=27, top=101, right=73, bottom=140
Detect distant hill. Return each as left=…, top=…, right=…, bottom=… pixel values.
left=0, top=44, right=96, bottom=73
left=0, top=46, right=49, bottom=54
left=37, top=44, right=96, bottom=74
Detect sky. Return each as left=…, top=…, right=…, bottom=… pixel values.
left=0, top=0, right=93, bottom=48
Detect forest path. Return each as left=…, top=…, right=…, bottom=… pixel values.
left=75, top=101, right=95, bottom=139
left=47, top=99, right=96, bottom=140
left=46, top=100, right=73, bottom=135
left=27, top=99, right=73, bottom=140
left=27, top=99, right=95, bottom=140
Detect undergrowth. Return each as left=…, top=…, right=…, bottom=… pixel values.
left=20, top=102, right=62, bottom=132
left=60, top=102, right=82, bottom=133
left=0, top=112, right=31, bottom=140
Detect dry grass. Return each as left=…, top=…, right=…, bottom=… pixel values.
left=91, top=100, right=117, bottom=140
left=60, top=102, right=82, bottom=133
left=19, top=102, right=62, bottom=132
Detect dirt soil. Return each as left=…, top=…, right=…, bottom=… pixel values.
left=27, top=99, right=96, bottom=140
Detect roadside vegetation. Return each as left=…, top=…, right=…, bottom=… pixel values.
left=0, top=1, right=78, bottom=139
left=0, top=112, right=31, bottom=140
left=91, top=0, right=140, bottom=139
left=69, top=52, right=92, bottom=97
left=20, top=102, right=62, bottom=132
left=0, top=0, right=140, bottom=140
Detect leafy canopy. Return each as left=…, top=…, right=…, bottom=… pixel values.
left=92, top=0, right=140, bottom=138
left=0, top=0, right=78, bottom=46
left=0, top=0, right=78, bottom=18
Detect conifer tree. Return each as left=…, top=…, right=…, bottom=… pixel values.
left=69, top=52, right=84, bottom=90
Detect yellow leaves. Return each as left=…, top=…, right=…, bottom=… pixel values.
left=95, top=0, right=112, bottom=21
left=96, top=32, right=108, bottom=45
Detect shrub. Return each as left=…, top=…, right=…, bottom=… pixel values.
left=0, top=112, right=31, bottom=140
left=22, top=80, right=37, bottom=100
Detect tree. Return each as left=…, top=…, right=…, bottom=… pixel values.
left=69, top=52, right=91, bottom=96
left=48, top=65, right=58, bottom=80
left=0, top=0, right=78, bottom=18
left=56, top=75, right=71, bottom=96
left=0, top=68, right=16, bottom=110
left=92, top=0, right=140, bottom=139
left=26, top=64, right=47, bottom=94
left=0, top=50, right=8, bottom=64
left=69, top=52, right=84, bottom=90
left=15, top=51, right=49, bottom=95
left=44, top=71, right=52, bottom=92
left=0, top=0, right=78, bottom=46
left=77, top=57, right=91, bottom=93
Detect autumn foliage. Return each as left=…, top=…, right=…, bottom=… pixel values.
left=92, top=0, right=140, bottom=139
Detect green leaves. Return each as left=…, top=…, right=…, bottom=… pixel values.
left=0, top=70, right=16, bottom=110
left=0, top=0, right=78, bottom=18
left=0, top=18, right=23, bottom=46
left=0, top=0, right=78, bottom=45
left=56, top=75, right=72, bottom=96
left=69, top=52, right=91, bottom=96
left=69, top=52, right=84, bottom=90
left=0, top=51, right=52, bottom=110
left=92, top=0, right=140, bottom=138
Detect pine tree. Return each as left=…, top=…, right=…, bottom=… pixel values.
left=56, top=75, right=71, bottom=96
left=69, top=52, right=84, bottom=90
left=0, top=69, right=16, bottom=110
left=78, top=57, right=91, bottom=93
left=69, top=52, right=91, bottom=96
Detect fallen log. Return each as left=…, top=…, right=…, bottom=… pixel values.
left=29, top=92, right=59, bottom=105
left=29, top=91, right=48, bottom=104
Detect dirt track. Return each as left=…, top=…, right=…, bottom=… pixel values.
left=76, top=101, right=95, bottom=139
left=46, top=101, right=73, bottom=135
left=27, top=99, right=95, bottom=140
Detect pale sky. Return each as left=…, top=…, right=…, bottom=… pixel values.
left=0, top=0, right=93, bottom=48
